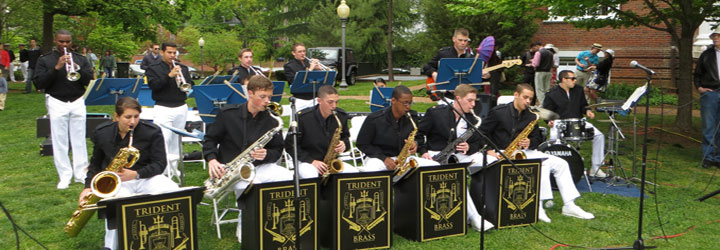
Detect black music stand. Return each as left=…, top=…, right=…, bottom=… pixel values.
left=431, top=58, right=485, bottom=92
left=369, top=87, right=393, bottom=112
left=83, top=77, right=143, bottom=105
left=291, top=70, right=336, bottom=104
left=272, top=81, right=286, bottom=103
left=193, top=84, right=247, bottom=124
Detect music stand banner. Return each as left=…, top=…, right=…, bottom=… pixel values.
left=84, top=78, right=143, bottom=106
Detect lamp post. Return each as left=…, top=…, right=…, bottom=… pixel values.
left=337, top=0, right=350, bottom=90
left=198, top=37, right=205, bottom=78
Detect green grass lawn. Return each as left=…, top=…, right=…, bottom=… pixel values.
left=1, top=80, right=719, bottom=249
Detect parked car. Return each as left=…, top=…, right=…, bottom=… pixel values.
left=129, top=59, right=201, bottom=79
left=307, top=47, right=357, bottom=85
left=381, top=68, right=411, bottom=74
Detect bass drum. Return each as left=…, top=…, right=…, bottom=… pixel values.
left=538, top=141, right=584, bottom=189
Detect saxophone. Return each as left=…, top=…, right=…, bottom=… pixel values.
left=393, top=113, right=418, bottom=178
left=322, top=111, right=344, bottom=179
left=203, top=107, right=283, bottom=200
left=64, top=129, right=140, bottom=237
left=502, top=108, right=540, bottom=161
left=433, top=109, right=482, bottom=164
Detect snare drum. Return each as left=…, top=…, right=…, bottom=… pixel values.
left=556, top=118, right=587, bottom=141
left=538, top=141, right=584, bottom=189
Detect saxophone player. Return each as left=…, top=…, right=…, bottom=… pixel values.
left=78, top=97, right=178, bottom=250
left=357, top=85, right=438, bottom=171
left=202, top=75, right=293, bottom=243
left=284, top=85, right=360, bottom=178
left=417, top=84, right=493, bottom=231
left=480, top=84, right=594, bottom=223
left=145, top=42, right=194, bottom=179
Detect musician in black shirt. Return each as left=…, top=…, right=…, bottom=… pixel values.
left=283, top=43, right=323, bottom=110
left=202, top=75, right=292, bottom=243
left=481, top=84, right=594, bottom=223
left=543, top=70, right=606, bottom=178
left=78, top=97, right=178, bottom=250
left=228, top=48, right=259, bottom=84
left=423, top=28, right=474, bottom=101
left=34, top=29, right=93, bottom=189
left=145, top=42, right=194, bottom=179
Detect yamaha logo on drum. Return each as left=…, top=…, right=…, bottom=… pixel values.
left=546, top=150, right=573, bottom=157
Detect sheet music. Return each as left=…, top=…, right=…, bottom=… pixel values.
left=622, top=83, right=648, bottom=110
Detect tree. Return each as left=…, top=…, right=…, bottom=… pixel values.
left=177, top=27, right=242, bottom=73
left=448, top=0, right=720, bottom=129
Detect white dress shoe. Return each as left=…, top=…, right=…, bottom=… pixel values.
left=538, top=206, right=551, bottom=223
left=470, top=217, right=495, bottom=232
left=590, top=169, right=608, bottom=178
left=57, top=181, right=70, bottom=190
left=562, top=204, right=595, bottom=219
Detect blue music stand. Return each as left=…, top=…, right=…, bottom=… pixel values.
left=193, top=84, right=247, bottom=124
left=370, top=86, right=393, bottom=112
left=272, top=81, right=285, bottom=103
left=433, top=58, right=485, bottom=91
left=137, top=84, right=155, bottom=106
left=291, top=70, right=336, bottom=100
left=83, top=78, right=143, bottom=106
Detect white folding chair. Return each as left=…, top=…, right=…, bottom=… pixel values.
left=210, top=194, right=240, bottom=239
left=338, top=116, right=367, bottom=167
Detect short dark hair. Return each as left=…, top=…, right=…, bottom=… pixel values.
left=247, top=75, right=273, bottom=92
left=530, top=41, right=542, bottom=47
left=292, top=43, right=305, bottom=52
left=373, top=78, right=386, bottom=84
left=453, top=28, right=469, bottom=37
left=392, top=85, right=412, bottom=100
left=318, top=85, right=338, bottom=98
left=515, top=83, right=535, bottom=94
left=558, top=70, right=574, bottom=81
left=161, top=42, right=177, bottom=51
left=55, top=29, right=72, bottom=37
left=238, top=48, right=253, bottom=57
left=115, top=97, right=142, bottom=115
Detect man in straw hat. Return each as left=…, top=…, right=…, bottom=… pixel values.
left=574, top=43, right=602, bottom=87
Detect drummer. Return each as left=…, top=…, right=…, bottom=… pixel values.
left=543, top=70, right=607, bottom=178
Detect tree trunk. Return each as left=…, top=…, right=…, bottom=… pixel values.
left=42, top=11, right=54, bottom=53
left=387, top=0, right=394, bottom=82
left=675, top=33, right=694, bottom=129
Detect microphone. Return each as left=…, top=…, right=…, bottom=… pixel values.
left=289, top=97, right=297, bottom=104
left=630, top=61, right=656, bottom=75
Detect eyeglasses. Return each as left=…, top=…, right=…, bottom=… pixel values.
left=400, top=101, right=413, bottom=107
left=564, top=77, right=577, bottom=81
left=153, top=48, right=159, bottom=50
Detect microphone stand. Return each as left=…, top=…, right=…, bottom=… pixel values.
left=632, top=72, right=656, bottom=249
left=436, top=91, right=531, bottom=250
left=289, top=97, right=302, bottom=250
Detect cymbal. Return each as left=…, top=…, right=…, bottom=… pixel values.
left=586, top=102, right=622, bottom=108
left=529, top=106, right=559, bottom=120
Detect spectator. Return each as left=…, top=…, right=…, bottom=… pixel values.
left=4, top=43, right=16, bottom=82
left=100, top=50, right=116, bottom=78
left=0, top=71, right=6, bottom=110
left=586, top=49, right=615, bottom=104
left=0, top=44, right=10, bottom=81
left=574, top=43, right=602, bottom=87
left=522, top=42, right=542, bottom=86
left=373, top=78, right=386, bottom=87
left=532, top=43, right=556, bottom=105
left=24, top=39, right=41, bottom=93
left=141, top=44, right=162, bottom=70
left=19, top=44, right=28, bottom=81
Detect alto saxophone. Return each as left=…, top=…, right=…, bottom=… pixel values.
left=203, top=107, right=283, bottom=200
left=64, top=129, right=140, bottom=237
left=433, top=109, right=482, bottom=164
left=393, top=113, right=418, bottom=179
left=502, top=108, right=540, bottom=160
left=322, top=111, right=344, bottom=179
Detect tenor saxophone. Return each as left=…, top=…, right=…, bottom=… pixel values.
left=64, top=129, right=140, bottom=237
left=502, top=108, right=540, bottom=160
left=322, top=111, right=344, bottom=179
left=433, top=109, right=482, bottom=164
left=203, top=107, right=283, bottom=200
left=393, top=113, right=418, bottom=177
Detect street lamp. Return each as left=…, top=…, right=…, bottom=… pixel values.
left=198, top=37, right=205, bottom=78
left=337, top=0, right=350, bottom=90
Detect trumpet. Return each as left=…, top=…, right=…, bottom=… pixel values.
left=248, top=65, right=268, bottom=78
left=64, top=48, right=80, bottom=81
left=172, top=60, right=192, bottom=93
left=305, top=56, right=332, bottom=71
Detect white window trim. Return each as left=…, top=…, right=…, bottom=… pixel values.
left=544, top=5, right=619, bottom=23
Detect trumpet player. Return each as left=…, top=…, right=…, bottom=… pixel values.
left=202, top=75, right=293, bottom=243
left=284, top=85, right=360, bottom=178
left=229, top=48, right=261, bottom=84
left=283, top=43, right=325, bottom=111
left=79, top=97, right=178, bottom=250
left=146, top=42, right=194, bottom=180
left=33, top=29, right=93, bottom=189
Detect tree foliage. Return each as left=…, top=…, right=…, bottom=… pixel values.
left=177, top=27, right=243, bottom=73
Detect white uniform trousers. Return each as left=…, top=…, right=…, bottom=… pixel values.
left=426, top=150, right=489, bottom=225
left=8, top=62, right=16, bottom=81
left=104, top=174, right=180, bottom=249
left=46, top=95, right=88, bottom=183
left=232, top=163, right=294, bottom=242
left=153, top=104, right=187, bottom=178
left=297, top=161, right=360, bottom=179
left=549, top=121, right=605, bottom=173
left=360, top=156, right=439, bottom=172
left=20, top=61, right=28, bottom=81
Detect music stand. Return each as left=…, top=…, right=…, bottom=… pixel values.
left=83, top=77, right=143, bottom=106
left=291, top=70, right=336, bottom=105
left=431, top=58, right=485, bottom=91
left=193, top=84, right=247, bottom=124
left=271, top=81, right=285, bottom=103
left=369, top=86, right=393, bottom=112
left=200, top=75, right=234, bottom=85
left=137, top=84, right=155, bottom=106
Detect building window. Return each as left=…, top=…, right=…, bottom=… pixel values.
left=545, top=4, right=619, bottom=23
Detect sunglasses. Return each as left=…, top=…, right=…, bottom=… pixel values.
left=564, top=77, right=577, bottom=80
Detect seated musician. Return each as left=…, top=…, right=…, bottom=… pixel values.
left=373, top=78, right=387, bottom=87
left=283, top=43, right=324, bottom=111
left=357, top=85, right=438, bottom=171
left=78, top=97, right=179, bottom=250
left=202, top=75, right=293, bottom=242
left=228, top=48, right=259, bottom=84
left=480, top=84, right=594, bottom=223
left=285, top=85, right=360, bottom=178
left=543, top=70, right=606, bottom=178
left=417, top=84, right=494, bottom=231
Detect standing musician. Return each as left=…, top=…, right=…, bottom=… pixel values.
left=228, top=48, right=259, bottom=84
left=543, top=70, right=607, bottom=178
left=480, top=84, right=594, bottom=223
left=417, top=84, right=494, bottom=232
left=423, top=28, right=474, bottom=101
left=357, top=85, right=438, bottom=171
left=284, top=85, right=360, bottom=178
left=33, top=29, right=93, bottom=189
left=145, top=42, right=194, bottom=178
left=283, top=43, right=324, bottom=111
left=78, top=97, right=179, bottom=250
left=202, top=75, right=293, bottom=243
